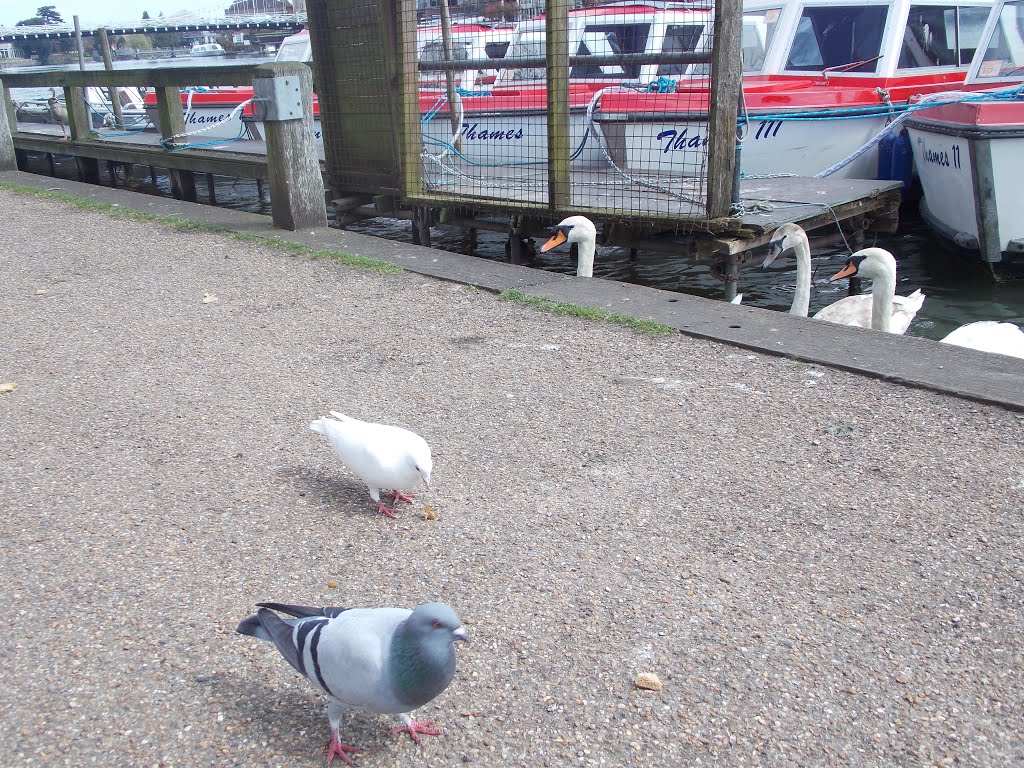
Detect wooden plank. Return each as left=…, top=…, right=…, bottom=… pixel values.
left=0, top=66, right=264, bottom=89
left=546, top=0, right=570, bottom=210
left=706, top=0, right=743, bottom=218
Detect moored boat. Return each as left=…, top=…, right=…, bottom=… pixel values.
left=905, top=0, right=1024, bottom=266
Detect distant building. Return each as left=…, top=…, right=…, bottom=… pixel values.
left=0, top=42, right=15, bottom=59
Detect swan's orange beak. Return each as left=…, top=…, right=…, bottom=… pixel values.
left=830, top=262, right=858, bottom=282
left=541, top=230, right=567, bottom=252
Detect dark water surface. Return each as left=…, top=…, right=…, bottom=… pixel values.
left=15, top=152, right=1024, bottom=344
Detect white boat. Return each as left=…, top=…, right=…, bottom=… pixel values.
left=906, top=0, right=1024, bottom=266
left=190, top=41, right=227, bottom=58
left=421, top=0, right=996, bottom=180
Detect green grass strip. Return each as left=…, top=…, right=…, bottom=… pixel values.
left=0, top=180, right=402, bottom=274
left=499, top=288, right=675, bottom=337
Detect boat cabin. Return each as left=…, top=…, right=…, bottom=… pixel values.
left=965, top=0, right=1024, bottom=80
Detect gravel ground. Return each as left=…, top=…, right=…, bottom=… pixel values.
left=1, top=188, right=1023, bottom=768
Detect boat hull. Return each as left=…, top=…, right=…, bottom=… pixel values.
left=907, top=102, right=1024, bottom=265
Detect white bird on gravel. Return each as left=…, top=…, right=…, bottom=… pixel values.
left=238, top=601, right=468, bottom=766
left=540, top=215, right=598, bottom=277
left=764, top=224, right=924, bottom=334
left=310, top=411, right=432, bottom=519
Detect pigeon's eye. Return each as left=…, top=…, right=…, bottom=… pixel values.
left=431, top=620, right=444, bottom=629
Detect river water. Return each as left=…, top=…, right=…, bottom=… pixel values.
left=8, top=59, right=1024, bottom=341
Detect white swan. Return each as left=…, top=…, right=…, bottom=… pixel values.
left=940, top=321, right=1024, bottom=359
left=541, top=216, right=597, bottom=277
left=764, top=224, right=925, bottom=334
left=827, top=247, right=925, bottom=334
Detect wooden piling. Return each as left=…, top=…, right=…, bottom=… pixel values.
left=98, top=29, right=125, bottom=130
left=437, top=0, right=462, bottom=153
left=154, top=86, right=196, bottom=201
left=545, top=0, right=571, bottom=210
left=207, top=173, right=217, bottom=204
left=253, top=62, right=328, bottom=230
left=0, top=79, right=16, bottom=172
left=706, top=0, right=743, bottom=218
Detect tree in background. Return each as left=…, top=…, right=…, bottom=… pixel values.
left=36, top=6, right=65, bottom=24
left=142, top=11, right=151, bottom=19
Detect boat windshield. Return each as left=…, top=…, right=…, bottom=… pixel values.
left=785, top=5, right=889, bottom=72
left=898, top=4, right=992, bottom=69
left=276, top=37, right=311, bottom=62
left=742, top=8, right=783, bottom=72
left=974, top=0, right=1024, bottom=77
left=571, top=22, right=652, bottom=78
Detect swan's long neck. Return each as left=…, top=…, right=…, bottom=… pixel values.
left=576, top=237, right=595, bottom=278
left=870, top=269, right=896, bottom=332
left=791, top=236, right=811, bottom=317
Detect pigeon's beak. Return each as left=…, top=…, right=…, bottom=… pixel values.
left=452, top=626, right=469, bottom=644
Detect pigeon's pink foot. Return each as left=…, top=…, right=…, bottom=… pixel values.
left=391, top=719, right=444, bottom=744
left=375, top=500, right=400, bottom=519
left=387, top=490, right=416, bottom=504
left=325, top=728, right=360, bottom=766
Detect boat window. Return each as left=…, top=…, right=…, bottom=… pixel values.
left=658, top=24, right=706, bottom=76
left=484, top=41, right=510, bottom=59
left=785, top=6, right=888, bottom=72
left=742, top=8, right=782, bottom=72
left=510, top=36, right=546, bottom=80
left=899, top=5, right=992, bottom=68
left=977, top=0, right=1024, bottom=77
left=571, top=23, right=652, bottom=78
left=276, top=39, right=310, bottom=62
left=421, top=40, right=471, bottom=62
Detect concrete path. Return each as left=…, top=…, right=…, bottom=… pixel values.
left=1, top=178, right=1023, bottom=768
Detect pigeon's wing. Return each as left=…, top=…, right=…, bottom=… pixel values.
left=257, top=602, right=352, bottom=619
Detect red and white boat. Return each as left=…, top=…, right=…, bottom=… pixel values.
left=422, top=0, right=996, bottom=180
left=905, top=0, right=1024, bottom=266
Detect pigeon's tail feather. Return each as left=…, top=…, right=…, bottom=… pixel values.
left=254, top=607, right=306, bottom=674
left=328, top=411, right=353, bottom=423
left=309, top=418, right=328, bottom=435
left=258, top=602, right=352, bottom=619
left=236, top=614, right=272, bottom=641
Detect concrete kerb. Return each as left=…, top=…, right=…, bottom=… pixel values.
left=2, top=169, right=1022, bottom=411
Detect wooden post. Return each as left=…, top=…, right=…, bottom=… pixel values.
left=723, top=252, right=739, bottom=302
left=394, top=0, right=422, bottom=199
left=154, top=85, right=197, bottom=201
left=98, top=28, right=125, bottom=129
left=207, top=173, right=217, bottom=204
left=706, top=0, right=743, bottom=218
left=0, top=79, right=16, bottom=171
left=253, top=62, right=327, bottom=230
left=437, top=0, right=462, bottom=152
left=64, top=85, right=100, bottom=183
left=73, top=16, right=86, bottom=71
left=545, top=0, right=571, bottom=210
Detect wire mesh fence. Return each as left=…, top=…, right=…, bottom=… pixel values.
left=312, top=0, right=741, bottom=227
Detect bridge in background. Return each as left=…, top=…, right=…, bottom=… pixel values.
left=0, top=13, right=307, bottom=42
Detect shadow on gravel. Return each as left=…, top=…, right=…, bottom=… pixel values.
left=277, top=464, right=372, bottom=518
left=216, top=672, right=393, bottom=760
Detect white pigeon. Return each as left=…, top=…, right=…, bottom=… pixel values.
left=310, top=411, right=432, bottom=518
left=238, top=601, right=468, bottom=766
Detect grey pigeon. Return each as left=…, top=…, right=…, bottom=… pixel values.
left=310, top=411, right=432, bottom=519
left=238, top=601, right=468, bottom=766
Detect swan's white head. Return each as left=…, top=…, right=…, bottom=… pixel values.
left=763, top=223, right=807, bottom=268
left=541, top=216, right=597, bottom=253
left=829, top=247, right=897, bottom=284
